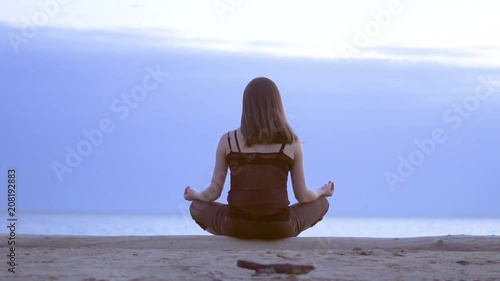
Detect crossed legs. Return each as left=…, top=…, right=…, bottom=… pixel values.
left=189, top=196, right=329, bottom=238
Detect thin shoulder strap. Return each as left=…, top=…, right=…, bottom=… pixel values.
left=233, top=130, right=242, bottom=152
left=227, top=132, right=232, bottom=152
left=279, top=143, right=286, bottom=153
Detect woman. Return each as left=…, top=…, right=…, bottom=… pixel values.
left=184, top=77, right=334, bottom=239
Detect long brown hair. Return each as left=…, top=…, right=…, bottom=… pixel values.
left=240, top=77, right=298, bottom=146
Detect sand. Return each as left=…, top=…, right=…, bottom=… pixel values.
left=1, top=235, right=499, bottom=281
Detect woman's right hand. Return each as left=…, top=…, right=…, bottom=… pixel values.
left=184, top=186, right=199, bottom=201
left=320, top=181, right=334, bottom=197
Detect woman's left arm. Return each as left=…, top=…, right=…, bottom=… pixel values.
left=184, top=134, right=228, bottom=202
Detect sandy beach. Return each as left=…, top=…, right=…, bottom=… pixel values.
left=1, top=235, right=499, bottom=281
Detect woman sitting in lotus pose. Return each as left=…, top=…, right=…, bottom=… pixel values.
left=184, top=77, right=334, bottom=239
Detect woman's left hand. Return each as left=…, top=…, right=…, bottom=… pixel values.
left=320, top=181, right=334, bottom=197
left=184, top=186, right=199, bottom=201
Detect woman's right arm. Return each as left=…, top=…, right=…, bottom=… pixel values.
left=291, top=140, right=334, bottom=203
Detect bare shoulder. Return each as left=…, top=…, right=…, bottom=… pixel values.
left=218, top=130, right=237, bottom=154
left=283, top=137, right=301, bottom=160
left=292, top=136, right=303, bottom=150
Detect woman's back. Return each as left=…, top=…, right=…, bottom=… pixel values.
left=226, top=129, right=293, bottom=221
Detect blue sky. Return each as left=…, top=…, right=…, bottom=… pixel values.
left=1, top=1, right=499, bottom=217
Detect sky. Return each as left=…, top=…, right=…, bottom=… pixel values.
left=1, top=0, right=500, bottom=65
left=0, top=0, right=499, bottom=217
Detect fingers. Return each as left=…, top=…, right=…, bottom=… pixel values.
left=329, top=181, right=334, bottom=190
left=184, top=186, right=192, bottom=200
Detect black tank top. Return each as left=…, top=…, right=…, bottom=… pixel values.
left=226, top=130, right=293, bottom=221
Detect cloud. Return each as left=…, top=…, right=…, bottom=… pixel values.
left=371, top=47, right=478, bottom=58
left=2, top=10, right=500, bottom=68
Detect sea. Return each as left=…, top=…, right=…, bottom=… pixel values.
left=4, top=213, right=500, bottom=238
